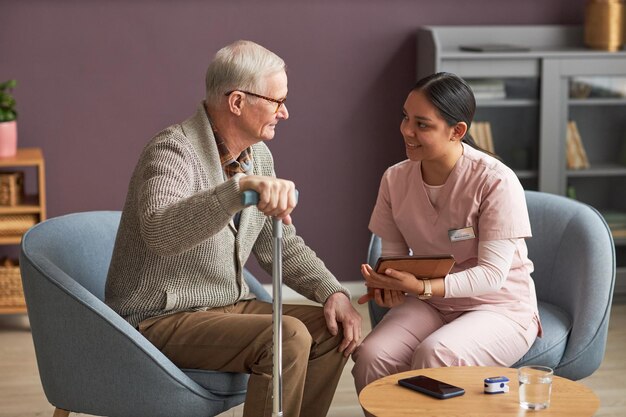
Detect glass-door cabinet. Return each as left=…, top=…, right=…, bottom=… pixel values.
left=542, top=58, right=626, bottom=295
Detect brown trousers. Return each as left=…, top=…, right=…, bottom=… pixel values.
left=138, top=300, right=348, bottom=417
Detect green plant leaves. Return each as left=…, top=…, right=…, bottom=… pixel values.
left=0, top=79, right=17, bottom=122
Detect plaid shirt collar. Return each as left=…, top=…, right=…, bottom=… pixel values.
left=208, top=115, right=253, bottom=177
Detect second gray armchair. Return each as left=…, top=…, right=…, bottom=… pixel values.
left=20, top=211, right=271, bottom=417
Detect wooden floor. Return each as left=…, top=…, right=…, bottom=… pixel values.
left=1, top=298, right=625, bottom=417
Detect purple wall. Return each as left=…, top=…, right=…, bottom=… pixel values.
left=0, top=1, right=584, bottom=283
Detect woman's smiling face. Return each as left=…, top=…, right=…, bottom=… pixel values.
left=400, top=90, right=458, bottom=163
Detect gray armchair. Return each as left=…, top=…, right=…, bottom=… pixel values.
left=367, top=191, right=615, bottom=380
left=20, top=211, right=271, bottom=417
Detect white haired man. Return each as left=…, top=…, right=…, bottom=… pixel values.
left=105, top=40, right=362, bottom=417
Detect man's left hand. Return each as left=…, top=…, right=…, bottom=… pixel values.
left=323, top=292, right=362, bottom=357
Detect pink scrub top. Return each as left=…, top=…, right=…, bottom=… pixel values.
left=369, top=143, right=540, bottom=332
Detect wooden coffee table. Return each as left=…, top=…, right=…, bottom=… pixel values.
left=359, top=366, right=599, bottom=417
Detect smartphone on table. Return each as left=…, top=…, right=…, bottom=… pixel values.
left=398, top=375, right=465, bottom=399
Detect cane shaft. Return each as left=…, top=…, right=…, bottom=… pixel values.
left=241, top=190, right=292, bottom=417
left=272, top=217, right=283, bottom=417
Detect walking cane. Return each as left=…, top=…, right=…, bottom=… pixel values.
left=242, top=189, right=297, bottom=417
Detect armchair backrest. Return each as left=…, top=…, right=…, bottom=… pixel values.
left=21, top=211, right=120, bottom=301
left=524, top=191, right=615, bottom=314
left=523, top=191, right=615, bottom=378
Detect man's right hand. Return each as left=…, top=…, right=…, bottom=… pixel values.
left=239, top=175, right=297, bottom=224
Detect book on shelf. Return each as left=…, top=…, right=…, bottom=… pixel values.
left=600, top=210, right=626, bottom=239
left=566, top=121, right=590, bottom=170
left=469, top=121, right=495, bottom=154
left=611, top=229, right=626, bottom=239
left=601, top=211, right=626, bottom=228
left=467, top=79, right=506, bottom=100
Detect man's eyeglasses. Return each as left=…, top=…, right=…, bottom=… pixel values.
left=225, top=90, right=286, bottom=113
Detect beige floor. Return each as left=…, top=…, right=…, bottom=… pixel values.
left=0, top=299, right=625, bottom=417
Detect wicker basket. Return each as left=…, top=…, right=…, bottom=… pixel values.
left=0, top=214, right=37, bottom=236
left=0, top=171, right=24, bottom=206
left=0, top=258, right=24, bottom=308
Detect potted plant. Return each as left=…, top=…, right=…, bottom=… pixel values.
left=0, top=79, right=18, bottom=157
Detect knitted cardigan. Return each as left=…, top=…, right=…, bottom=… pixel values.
left=105, top=104, right=349, bottom=327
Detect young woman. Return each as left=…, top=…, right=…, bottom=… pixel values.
left=352, top=72, right=541, bottom=394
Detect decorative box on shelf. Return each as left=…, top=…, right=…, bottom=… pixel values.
left=0, top=171, right=24, bottom=206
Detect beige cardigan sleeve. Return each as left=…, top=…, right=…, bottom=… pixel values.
left=137, top=133, right=245, bottom=257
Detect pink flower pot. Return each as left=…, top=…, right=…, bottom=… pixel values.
left=0, top=121, right=18, bottom=158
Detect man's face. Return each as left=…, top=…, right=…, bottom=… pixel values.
left=240, top=70, right=289, bottom=143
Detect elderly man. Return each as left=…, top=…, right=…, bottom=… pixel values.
left=105, top=40, right=362, bottom=417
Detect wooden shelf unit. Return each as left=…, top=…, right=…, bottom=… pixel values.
left=0, top=147, right=46, bottom=314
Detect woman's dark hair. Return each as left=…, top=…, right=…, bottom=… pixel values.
left=412, top=72, right=496, bottom=157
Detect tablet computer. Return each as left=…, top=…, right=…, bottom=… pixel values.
left=374, top=255, right=455, bottom=278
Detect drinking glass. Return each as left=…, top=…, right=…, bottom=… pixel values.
left=518, top=365, right=553, bottom=410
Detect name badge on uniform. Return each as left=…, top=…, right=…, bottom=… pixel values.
left=448, top=226, right=476, bottom=242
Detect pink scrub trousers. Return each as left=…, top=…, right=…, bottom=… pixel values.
left=352, top=296, right=539, bottom=393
